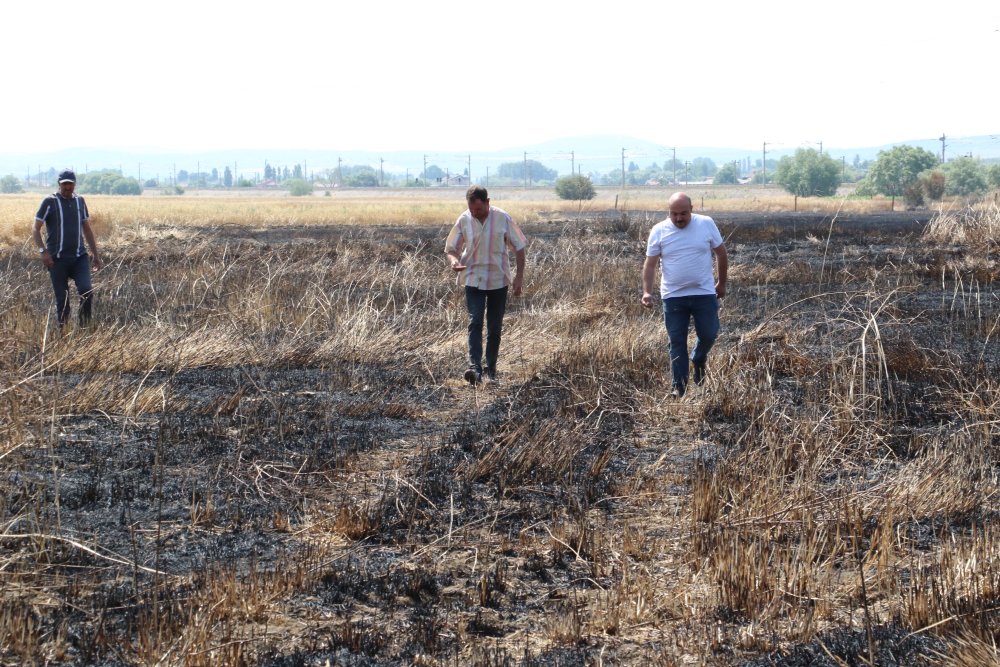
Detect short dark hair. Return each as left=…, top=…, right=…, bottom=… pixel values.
left=466, top=185, right=488, bottom=203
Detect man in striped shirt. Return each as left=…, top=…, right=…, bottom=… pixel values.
left=32, top=170, right=103, bottom=328
left=445, top=185, right=527, bottom=385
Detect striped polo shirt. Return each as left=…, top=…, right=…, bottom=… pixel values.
left=445, top=206, right=527, bottom=290
left=35, top=193, right=90, bottom=258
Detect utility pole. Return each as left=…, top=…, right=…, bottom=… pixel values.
left=672, top=147, right=677, bottom=184
left=762, top=143, right=768, bottom=184
left=523, top=152, right=528, bottom=189
left=939, top=134, right=947, bottom=162
left=338, top=157, right=342, bottom=186
left=423, top=155, right=428, bottom=183
left=621, top=147, right=626, bottom=189
left=467, top=154, right=471, bottom=184
left=379, top=158, right=384, bottom=187
left=818, top=141, right=823, bottom=155
left=486, top=166, right=489, bottom=187
left=841, top=155, right=846, bottom=182
left=570, top=150, right=575, bottom=176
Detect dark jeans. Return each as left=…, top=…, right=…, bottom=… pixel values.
left=49, top=254, right=94, bottom=326
left=465, top=286, right=508, bottom=372
left=662, top=294, right=719, bottom=388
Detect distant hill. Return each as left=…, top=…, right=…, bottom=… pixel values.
left=2, top=133, right=997, bottom=185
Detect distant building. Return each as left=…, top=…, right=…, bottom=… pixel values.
left=435, top=174, right=469, bottom=187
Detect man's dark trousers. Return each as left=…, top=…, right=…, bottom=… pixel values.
left=465, top=286, right=508, bottom=373
left=49, top=254, right=93, bottom=326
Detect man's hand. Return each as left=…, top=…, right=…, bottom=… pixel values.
left=716, top=282, right=726, bottom=299
left=40, top=251, right=54, bottom=270
left=92, top=255, right=103, bottom=272
left=641, top=292, right=655, bottom=308
left=450, top=261, right=466, bottom=273
left=512, top=274, right=523, bottom=296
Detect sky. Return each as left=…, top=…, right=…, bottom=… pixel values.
left=5, top=0, right=999, bottom=156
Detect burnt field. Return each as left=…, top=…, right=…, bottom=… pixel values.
left=1, top=204, right=998, bottom=666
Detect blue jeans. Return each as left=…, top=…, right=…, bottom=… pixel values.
left=662, top=295, right=719, bottom=388
left=49, top=254, right=94, bottom=326
left=465, top=286, right=508, bottom=372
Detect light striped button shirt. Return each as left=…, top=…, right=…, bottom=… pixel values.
left=445, top=206, right=527, bottom=290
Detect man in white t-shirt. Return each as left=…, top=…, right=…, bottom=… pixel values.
left=641, top=192, right=728, bottom=397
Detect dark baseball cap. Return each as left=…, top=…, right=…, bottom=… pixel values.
left=58, top=169, right=76, bottom=183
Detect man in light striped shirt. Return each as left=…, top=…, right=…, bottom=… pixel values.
left=32, top=170, right=103, bottom=328
left=445, top=185, right=527, bottom=385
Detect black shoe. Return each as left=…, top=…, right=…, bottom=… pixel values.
left=484, top=368, right=498, bottom=385
left=692, top=363, right=706, bottom=386
left=464, top=367, right=482, bottom=385
left=671, top=384, right=685, bottom=399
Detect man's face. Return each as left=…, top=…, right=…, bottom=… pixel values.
left=668, top=199, right=692, bottom=228
left=468, top=197, right=490, bottom=222
left=58, top=181, right=75, bottom=197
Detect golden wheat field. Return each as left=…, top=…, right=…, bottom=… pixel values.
left=1, top=187, right=998, bottom=666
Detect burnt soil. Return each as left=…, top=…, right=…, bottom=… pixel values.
left=1, top=208, right=992, bottom=666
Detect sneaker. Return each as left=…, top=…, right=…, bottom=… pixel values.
left=671, top=384, right=685, bottom=399
left=692, top=363, right=706, bottom=386
left=484, top=368, right=499, bottom=385
left=464, top=367, right=482, bottom=385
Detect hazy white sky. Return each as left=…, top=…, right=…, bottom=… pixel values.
left=7, top=0, right=999, bottom=154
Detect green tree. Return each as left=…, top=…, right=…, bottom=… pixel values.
left=867, top=145, right=939, bottom=198
left=942, top=157, right=987, bottom=196
left=773, top=148, right=842, bottom=197
left=714, top=163, right=740, bottom=185
left=689, top=157, right=717, bottom=179
left=223, top=166, right=233, bottom=187
left=497, top=159, right=557, bottom=183
left=78, top=170, right=142, bottom=195
left=1, top=174, right=23, bottom=193
left=554, top=175, right=596, bottom=201
left=422, top=165, right=445, bottom=181
left=345, top=167, right=379, bottom=187
left=286, top=178, right=313, bottom=196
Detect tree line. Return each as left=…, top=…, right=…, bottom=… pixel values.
left=3, top=147, right=998, bottom=200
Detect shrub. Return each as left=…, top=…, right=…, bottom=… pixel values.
left=286, top=179, right=314, bottom=196
left=904, top=183, right=924, bottom=209
left=986, top=164, right=1000, bottom=189
left=0, top=174, right=22, bottom=193
left=920, top=171, right=946, bottom=201
left=554, top=175, right=596, bottom=201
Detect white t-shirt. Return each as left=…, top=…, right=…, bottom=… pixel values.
left=646, top=213, right=724, bottom=298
